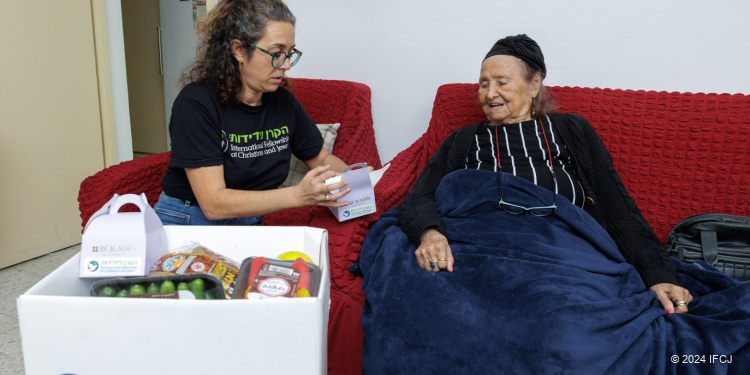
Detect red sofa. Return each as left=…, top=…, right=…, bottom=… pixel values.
left=78, top=78, right=380, bottom=375
left=80, top=80, right=750, bottom=374
left=362, top=83, right=750, bottom=370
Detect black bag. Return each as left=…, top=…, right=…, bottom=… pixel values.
left=667, top=213, right=750, bottom=281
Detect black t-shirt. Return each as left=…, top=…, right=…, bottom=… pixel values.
left=161, top=83, right=324, bottom=202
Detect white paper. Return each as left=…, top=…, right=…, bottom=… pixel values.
left=368, top=163, right=390, bottom=186
left=324, top=163, right=390, bottom=189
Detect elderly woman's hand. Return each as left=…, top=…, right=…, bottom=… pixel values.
left=415, top=229, right=454, bottom=272
left=649, top=283, right=693, bottom=314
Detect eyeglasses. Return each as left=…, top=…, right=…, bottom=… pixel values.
left=498, top=170, right=557, bottom=217
left=247, top=43, right=302, bottom=68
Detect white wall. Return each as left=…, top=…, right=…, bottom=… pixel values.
left=105, top=0, right=134, bottom=163
left=284, top=0, right=750, bottom=163
left=159, top=0, right=200, bottom=146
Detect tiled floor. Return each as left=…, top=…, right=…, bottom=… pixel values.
left=0, top=244, right=80, bottom=375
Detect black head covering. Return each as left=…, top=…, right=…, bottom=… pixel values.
left=484, top=34, right=546, bottom=78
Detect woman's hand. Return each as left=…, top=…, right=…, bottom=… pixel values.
left=649, top=283, right=693, bottom=313
left=415, top=229, right=454, bottom=272
left=294, top=165, right=351, bottom=207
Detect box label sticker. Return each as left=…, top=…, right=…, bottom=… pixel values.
left=84, top=257, right=142, bottom=275
left=344, top=204, right=375, bottom=218
left=247, top=263, right=301, bottom=298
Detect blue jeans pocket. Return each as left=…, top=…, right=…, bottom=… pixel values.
left=155, top=207, right=190, bottom=226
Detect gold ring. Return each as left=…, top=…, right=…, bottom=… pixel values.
left=324, top=194, right=329, bottom=202
left=437, top=258, right=448, bottom=261
left=675, top=300, right=686, bottom=306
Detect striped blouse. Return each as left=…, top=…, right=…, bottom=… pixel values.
left=464, top=115, right=585, bottom=208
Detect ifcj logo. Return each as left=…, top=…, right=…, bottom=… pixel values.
left=87, top=261, right=99, bottom=272
left=343, top=211, right=351, bottom=217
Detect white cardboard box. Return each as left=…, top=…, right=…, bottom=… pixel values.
left=80, top=193, right=167, bottom=278
left=17, top=226, right=330, bottom=375
left=325, top=163, right=390, bottom=222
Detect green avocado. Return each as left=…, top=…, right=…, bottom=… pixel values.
left=129, top=284, right=146, bottom=295
left=146, top=283, right=160, bottom=294
left=98, top=286, right=117, bottom=297
left=190, top=278, right=204, bottom=299
left=160, top=280, right=176, bottom=293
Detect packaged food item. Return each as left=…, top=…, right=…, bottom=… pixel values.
left=90, top=274, right=225, bottom=300
left=148, top=242, right=239, bottom=298
left=232, top=256, right=322, bottom=299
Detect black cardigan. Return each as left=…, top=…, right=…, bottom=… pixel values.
left=399, top=113, right=677, bottom=288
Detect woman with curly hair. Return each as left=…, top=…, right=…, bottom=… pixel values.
left=154, top=0, right=352, bottom=225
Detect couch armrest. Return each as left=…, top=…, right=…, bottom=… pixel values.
left=374, top=83, right=487, bottom=215
left=78, top=152, right=170, bottom=230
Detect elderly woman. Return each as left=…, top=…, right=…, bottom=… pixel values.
left=399, top=34, right=692, bottom=314
left=154, top=0, right=351, bottom=226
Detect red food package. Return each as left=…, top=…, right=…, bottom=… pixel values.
left=245, top=261, right=301, bottom=299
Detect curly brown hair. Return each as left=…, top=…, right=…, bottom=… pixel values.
left=180, top=0, right=296, bottom=105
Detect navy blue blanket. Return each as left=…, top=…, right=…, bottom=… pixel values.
left=356, top=170, right=750, bottom=374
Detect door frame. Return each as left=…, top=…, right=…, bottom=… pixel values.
left=92, top=0, right=119, bottom=167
